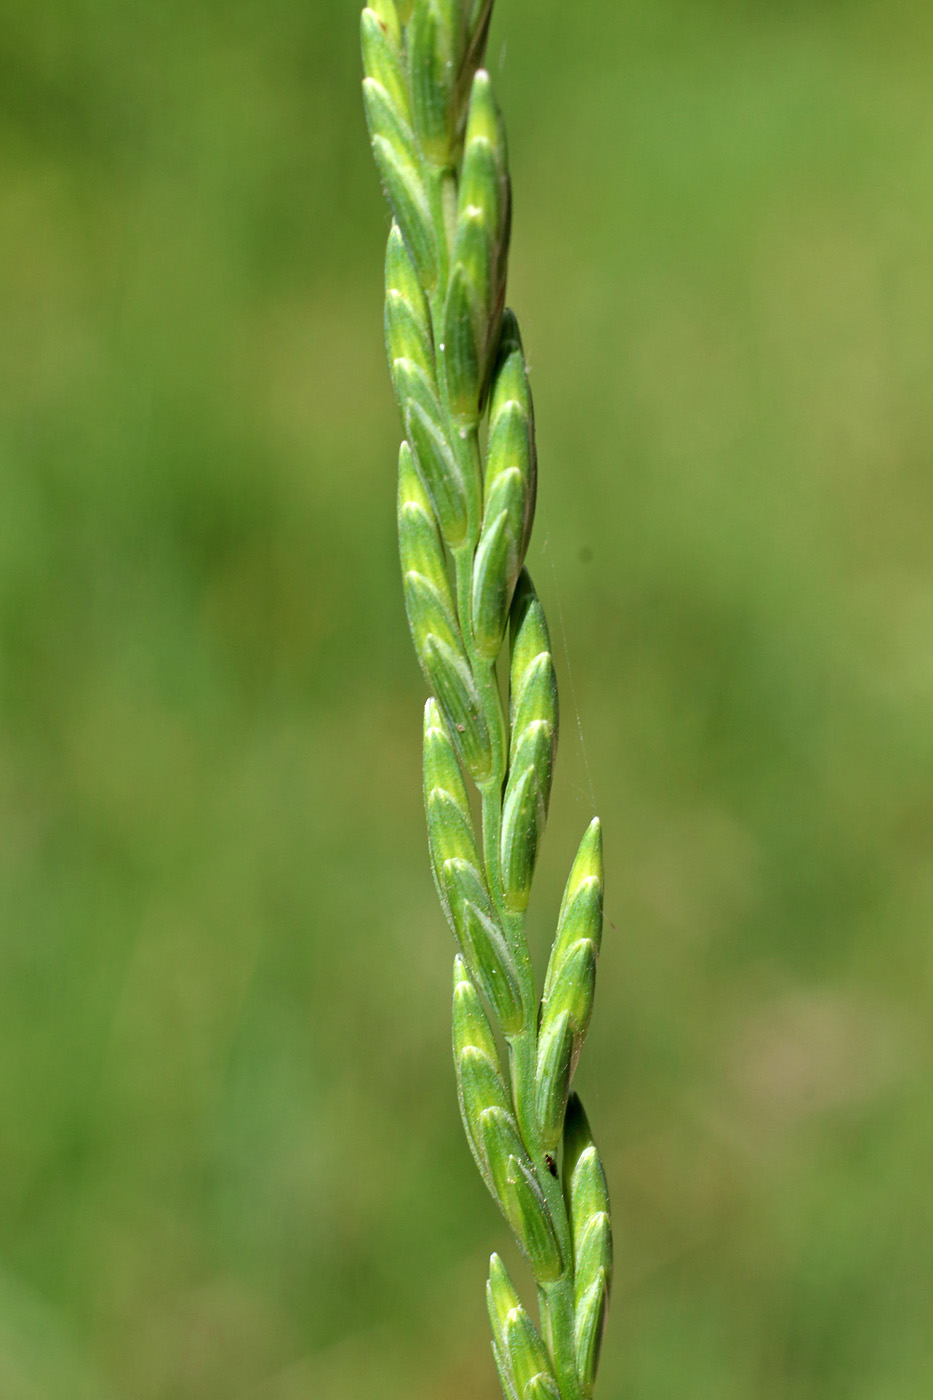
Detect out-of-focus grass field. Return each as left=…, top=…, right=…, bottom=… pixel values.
left=2, top=1, right=932, bottom=1396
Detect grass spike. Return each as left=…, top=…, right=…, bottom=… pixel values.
left=362, top=8, right=612, bottom=1396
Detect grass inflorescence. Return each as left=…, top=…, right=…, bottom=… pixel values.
left=361, top=4, right=612, bottom=1397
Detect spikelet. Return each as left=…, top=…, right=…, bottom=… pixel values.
left=563, top=1095, right=613, bottom=1397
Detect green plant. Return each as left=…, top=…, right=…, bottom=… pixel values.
left=360, top=5, right=612, bottom=1397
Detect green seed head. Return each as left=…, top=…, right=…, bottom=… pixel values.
left=426, top=788, right=480, bottom=879
left=386, top=227, right=435, bottom=382
left=452, top=955, right=499, bottom=1063
left=458, top=1044, right=512, bottom=1128
left=394, top=354, right=441, bottom=421
left=459, top=128, right=505, bottom=239
left=477, top=1105, right=528, bottom=1198
left=490, top=311, right=534, bottom=431
left=558, top=816, right=604, bottom=925
left=510, top=716, right=554, bottom=793
left=453, top=963, right=513, bottom=1203
left=422, top=637, right=493, bottom=778
left=422, top=696, right=471, bottom=813
left=575, top=1212, right=612, bottom=1306
left=541, top=936, right=597, bottom=1044
left=387, top=294, right=435, bottom=385
left=567, top=1147, right=612, bottom=1265
left=574, top=1269, right=610, bottom=1398
left=499, top=762, right=546, bottom=913
left=455, top=77, right=510, bottom=380
left=535, top=1010, right=574, bottom=1151
left=364, top=81, right=421, bottom=187
left=404, top=572, right=461, bottom=659
left=399, top=458, right=453, bottom=602
left=471, top=508, right=519, bottom=660
left=509, top=575, right=556, bottom=725
left=503, top=1154, right=564, bottom=1283
left=361, top=12, right=410, bottom=121
left=504, top=1306, right=556, bottom=1398
left=370, top=135, right=437, bottom=290
left=484, top=461, right=528, bottom=552
left=404, top=1, right=495, bottom=164
left=485, top=397, right=535, bottom=557
left=544, top=817, right=604, bottom=1006
left=471, top=399, right=534, bottom=659
left=456, top=147, right=507, bottom=355
left=440, top=263, right=482, bottom=423
left=363, top=12, right=612, bottom=1393
left=442, top=860, right=524, bottom=1031
left=386, top=221, right=431, bottom=318
left=463, top=69, right=508, bottom=177
left=481, top=317, right=535, bottom=540
left=406, top=3, right=454, bottom=159
left=401, top=388, right=468, bottom=545
left=494, top=575, right=558, bottom=912
left=486, top=1251, right=522, bottom=1344
left=563, top=1089, right=613, bottom=1394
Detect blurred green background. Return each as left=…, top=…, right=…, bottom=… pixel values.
left=2, top=0, right=932, bottom=1396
